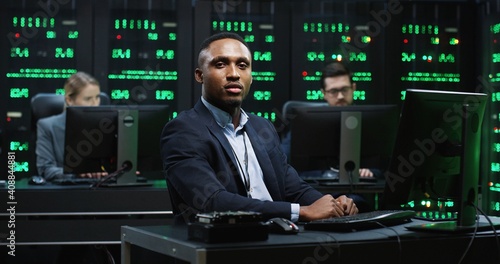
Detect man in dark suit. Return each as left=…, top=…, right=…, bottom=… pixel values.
left=160, top=32, right=358, bottom=223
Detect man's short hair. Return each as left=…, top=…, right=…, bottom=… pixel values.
left=319, top=62, right=353, bottom=89
left=197, top=32, right=250, bottom=65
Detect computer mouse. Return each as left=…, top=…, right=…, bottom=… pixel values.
left=29, top=175, right=46, bottom=185
left=322, top=169, right=339, bottom=180
left=265, top=217, right=299, bottom=234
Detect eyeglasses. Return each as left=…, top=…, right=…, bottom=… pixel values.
left=323, top=86, right=352, bottom=97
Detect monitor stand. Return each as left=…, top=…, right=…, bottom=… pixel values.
left=339, top=111, right=361, bottom=185
left=406, top=104, right=499, bottom=233
left=105, top=109, right=152, bottom=187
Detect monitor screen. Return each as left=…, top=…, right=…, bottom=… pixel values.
left=381, top=89, right=487, bottom=229
left=63, top=105, right=170, bottom=184
left=289, top=105, right=400, bottom=177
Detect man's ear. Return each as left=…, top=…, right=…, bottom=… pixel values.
left=194, top=69, right=203, bottom=83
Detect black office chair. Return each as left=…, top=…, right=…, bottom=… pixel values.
left=31, top=92, right=111, bottom=129
left=281, top=100, right=329, bottom=121
left=279, top=100, right=328, bottom=138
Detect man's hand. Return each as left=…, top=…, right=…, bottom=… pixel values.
left=78, top=172, right=108, bottom=179
left=299, top=194, right=358, bottom=221
left=359, top=168, right=373, bottom=178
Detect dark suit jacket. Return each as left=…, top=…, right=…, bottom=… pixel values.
left=160, top=100, right=323, bottom=222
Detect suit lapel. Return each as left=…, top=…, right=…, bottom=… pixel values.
left=194, top=101, right=247, bottom=193
left=244, top=121, right=283, bottom=201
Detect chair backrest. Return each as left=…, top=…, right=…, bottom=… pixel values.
left=282, top=100, right=329, bottom=121
left=278, top=100, right=329, bottom=139
left=31, top=93, right=65, bottom=129
left=31, top=92, right=111, bottom=130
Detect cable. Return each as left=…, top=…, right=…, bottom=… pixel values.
left=474, top=205, right=500, bottom=263
left=375, top=221, right=402, bottom=264
left=457, top=210, right=479, bottom=264
left=299, top=231, right=341, bottom=262
left=91, top=161, right=132, bottom=189
left=457, top=203, right=500, bottom=264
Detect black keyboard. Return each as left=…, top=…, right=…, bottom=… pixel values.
left=52, top=178, right=103, bottom=185
left=304, top=210, right=416, bottom=231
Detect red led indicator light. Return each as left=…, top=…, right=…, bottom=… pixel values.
left=302, top=71, right=308, bottom=77
left=116, top=34, right=122, bottom=40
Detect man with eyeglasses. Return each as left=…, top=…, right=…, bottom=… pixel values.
left=320, top=62, right=356, bottom=107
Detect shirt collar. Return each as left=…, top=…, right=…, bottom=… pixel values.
left=201, top=97, right=249, bottom=129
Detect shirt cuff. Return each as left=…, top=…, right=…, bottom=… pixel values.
left=291, top=203, right=300, bottom=222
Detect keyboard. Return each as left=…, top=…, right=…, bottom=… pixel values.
left=304, top=210, right=416, bottom=231
left=52, top=178, right=109, bottom=185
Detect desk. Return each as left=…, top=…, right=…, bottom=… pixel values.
left=121, top=216, right=500, bottom=264
left=0, top=179, right=173, bottom=245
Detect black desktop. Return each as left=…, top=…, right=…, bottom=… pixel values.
left=381, top=89, right=495, bottom=232
left=289, top=104, right=400, bottom=183
left=63, top=105, right=170, bottom=186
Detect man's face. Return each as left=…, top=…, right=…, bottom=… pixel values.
left=195, top=38, right=252, bottom=113
left=321, top=75, right=356, bottom=106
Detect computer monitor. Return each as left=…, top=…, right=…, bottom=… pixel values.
left=289, top=104, right=400, bottom=183
left=381, top=89, right=490, bottom=232
left=63, top=105, right=170, bottom=185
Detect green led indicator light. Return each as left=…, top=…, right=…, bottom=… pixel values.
left=251, top=112, right=276, bottom=122
left=492, top=163, right=500, bottom=172
left=254, top=51, right=272, bottom=61
left=306, top=90, right=324, bottom=100
left=244, top=35, right=255, bottom=43
left=401, top=52, right=416, bottom=62
left=15, top=161, right=29, bottom=172
left=303, top=22, right=348, bottom=33
left=349, top=52, right=366, bottom=62
left=491, top=23, right=500, bottom=34
left=55, top=48, right=74, bottom=58
left=438, top=53, right=455, bottom=63
left=6, top=68, right=77, bottom=79
left=352, top=72, right=372, bottom=82
left=148, top=32, right=158, bottom=40
left=155, top=90, right=175, bottom=100
left=402, top=24, right=438, bottom=35
left=493, top=53, right=500, bottom=63
left=253, top=91, right=271, bottom=101
left=252, top=71, right=275, bottom=81
left=353, top=90, right=366, bottom=101
left=169, top=33, right=176, bottom=41
left=68, top=31, right=78, bottom=39
left=10, top=141, right=28, bottom=151
left=10, top=88, right=29, bottom=98
left=11, top=47, right=29, bottom=58
left=55, top=89, right=65, bottom=95
left=111, top=89, right=130, bottom=100
left=430, top=37, right=439, bottom=44
left=449, top=38, right=459, bottom=45
left=401, top=72, right=460, bottom=83
left=306, top=52, right=325, bottom=62
left=111, top=49, right=131, bottom=59
left=156, top=49, right=175, bottom=60
left=213, top=21, right=252, bottom=32
left=108, top=70, right=178, bottom=81
left=490, top=92, right=500, bottom=102
left=265, top=35, right=274, bottom=43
